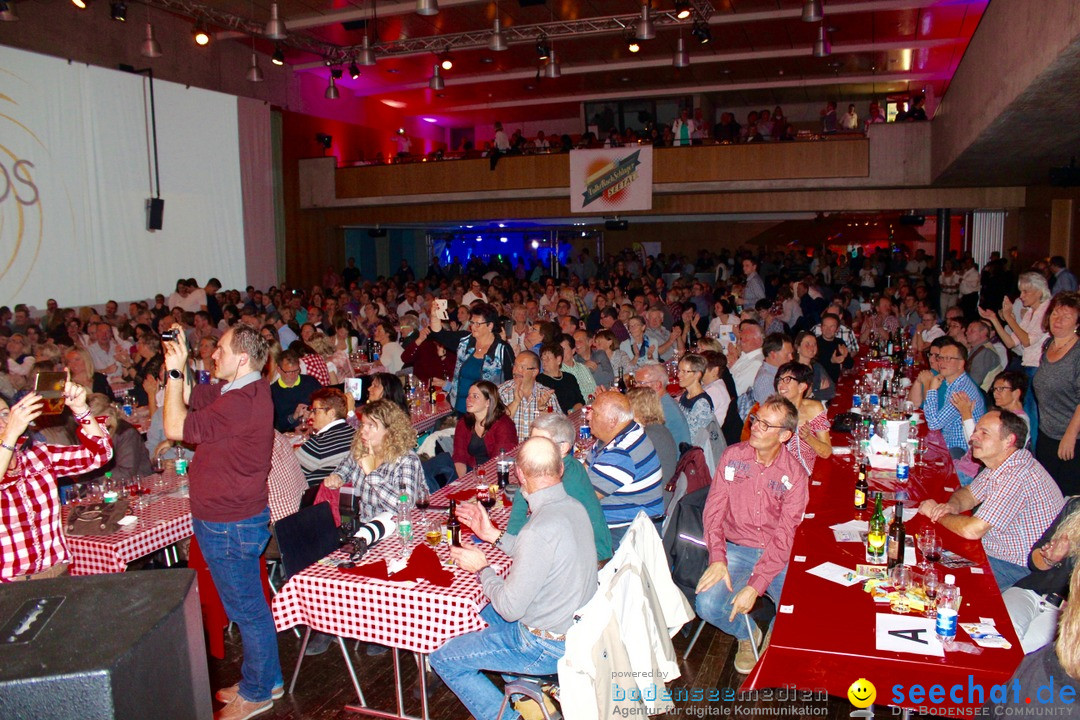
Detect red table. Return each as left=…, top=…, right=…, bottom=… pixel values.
left=743, top=363, right=1024, bottom=715
left=409, top=398, right=453, bottom=434
left=64, top=472, right=192, bottom=575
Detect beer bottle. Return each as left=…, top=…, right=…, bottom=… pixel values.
left=866, top=493, right=887, bottom=564
left=854, top=462, right=869, bottom=511
left=429, top=380, right=438, bottom=409
left=616, top=367, right=627, bottom=393
left=446, top=498, right=461, bottom=547
left=887, top=503, right=906, bottom=569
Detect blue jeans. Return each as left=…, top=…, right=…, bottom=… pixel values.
left=988, top=555, right=1030, bottom=591
left=1023, top=366, right=1038, bottom=444
left=695, top=541, right=788, bottom=640
left=429, top=604, right=565, bottom=720
left=192, top=507, right=282, bottom=703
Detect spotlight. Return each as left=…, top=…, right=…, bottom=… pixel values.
left=315, top=133, right=332, bottom=149
left=349, top=61, right=360, bottom=79
left=489, top=17, right=508, bottom=52
left=246, top=52, right=264, bottom=82
left=635, top=4, right=654, bottom=40
left=429, top=64, right=445, bottom=90
left=628, top=40, right=640, bottom=53
left=535, top=35, right=550, bottom=61
left=439, top=52, right=453, bottom=71
left=691, top=19, right=711, bottom=44
left=357, top=35, right=376, bottom=66
left=331, top=66, right=343, bottom=80
left=325, top=75, right=339, bottom=99
left=265, top=2, right=287, bottom=39
left=193, top=19, right=210, bottom=46
left=140, top=22, right=162, bottom=57
left=801, top=0, right=823, bottom=23
left=272, top=45, right=285, bottom=66
left=416, top=0, right=438, bottom=16
left=71, top=0, right=88, bottom=9
left=813, top=24, right=831, bottom=57
left=544, top=47, right=560, bottom=78
left=673, top=36, right=689, bottom=67
left=109, top=1, right=126, bottom=21
left=674, top=0, right=691, bottom=19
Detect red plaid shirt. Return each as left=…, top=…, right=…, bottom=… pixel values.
left=0, top=429, right=112, bottom=581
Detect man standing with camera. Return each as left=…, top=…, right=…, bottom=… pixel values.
left=163, top=324, right=280, bottom=720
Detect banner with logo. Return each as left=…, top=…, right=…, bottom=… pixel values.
left=569, top=146, right=653, bottom=213
left=0, top=45, right=247, bottom=307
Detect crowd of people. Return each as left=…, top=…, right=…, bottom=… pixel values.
left=1, top=238, right=1079, bottom=717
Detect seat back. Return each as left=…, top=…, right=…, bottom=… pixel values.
left=274, top=502, right=341, bottom=580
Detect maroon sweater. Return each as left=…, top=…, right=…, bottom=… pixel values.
left=185, top=378, right=275, bottom=522
left=452, top=414, right=518, bottom=470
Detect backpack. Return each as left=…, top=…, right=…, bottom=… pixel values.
left=662, top=486, right=710, bottom=607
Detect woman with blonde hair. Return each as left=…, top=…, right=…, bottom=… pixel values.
left=83, top=392, right=153, bottom=481
left=64, top=346, right=115, bottom=399
left=322, top=399, right=428, bottom=519
left=627, top=386, right=677, bottom=484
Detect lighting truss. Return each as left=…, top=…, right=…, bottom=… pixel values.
left=139, top=0, right=716, bottom=65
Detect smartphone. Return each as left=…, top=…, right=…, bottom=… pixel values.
left=34, top=371, right=68, bottom=416
left=344, top=377, right=366, bottom=403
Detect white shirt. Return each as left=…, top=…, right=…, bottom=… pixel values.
left=730, top=347, right=763, bottom=396
left=462, top=291, right=488, bottom=306
left=87, top=339, right=130, bottom=378
left=705, top=379, right=731, bottom=429
left=380, top=341, right=404, bottom=374
left=1007, top=301, right=1049, bottom=367
left=959, top=267, right=981, bottom=295
left=397, top=300, right=423, bottom=317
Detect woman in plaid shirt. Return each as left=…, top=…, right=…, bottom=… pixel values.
left=0, top=381, right=112, bottom=581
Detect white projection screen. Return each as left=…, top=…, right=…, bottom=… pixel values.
left=0, top=45, right=248, bottom=308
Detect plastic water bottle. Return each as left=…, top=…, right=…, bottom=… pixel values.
left=935, top=574, right=960, bottom=643
left=396, top=493, right=413, bottom=545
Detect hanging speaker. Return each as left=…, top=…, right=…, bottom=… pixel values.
left=147, top=197, right=165, bottom=231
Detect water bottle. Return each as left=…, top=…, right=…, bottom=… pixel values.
left=895, top=443, right=910, bottom=483
left=935, top=574, right=960, bottom=643
left=121, top=392, right=134, bottom=418
left=396, top=493, right=413, bottom=545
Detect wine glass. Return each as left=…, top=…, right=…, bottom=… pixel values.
left=890, top=566, right=912, bottom=614
left=922, top=572, right=940, bottom=619
left=918, top=528, right=941, bottom=563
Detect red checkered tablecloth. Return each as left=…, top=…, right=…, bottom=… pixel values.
left=272, top=505, right=511, bottom=653
left=64, top=473, right=193, bottom=575
left=410, top=399, right=453, bottom=434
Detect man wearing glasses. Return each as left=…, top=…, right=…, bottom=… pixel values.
left=499, top=351, right=561, bottom=443
left=269, top=350, right=324, bottom=432
left=922, top=337, right=986, bottom=458
left=695, top=395, right=808, bottom=675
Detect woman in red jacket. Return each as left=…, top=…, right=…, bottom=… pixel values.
left=452, top=380, right=517, bottom=478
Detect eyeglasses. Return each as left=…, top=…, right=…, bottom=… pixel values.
left=927, top=352, right=942, bottom=360
left=469, top=320, right=491, bottom=327
left=311, top=406, right=330, bottom=414
left=748, top=413, right=786, bottom=432
left=992, top=386, right=1015, bottom=393
left=938, top=355, right=963, bottom=362
left=280, top=366, right=300, bottom=374
left=776, top=376, right=798, bottom=385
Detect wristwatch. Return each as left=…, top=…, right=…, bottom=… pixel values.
left=168, top=369, right=184, bottom=381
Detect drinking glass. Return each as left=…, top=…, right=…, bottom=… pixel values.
left=890, top=566, right=913, bottom=614
left=922, top=572, right=940, bottom=619
left=918, top=528, right=941, bottom=564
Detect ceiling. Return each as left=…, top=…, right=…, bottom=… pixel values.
left=148, top=0, right=989, bottom=126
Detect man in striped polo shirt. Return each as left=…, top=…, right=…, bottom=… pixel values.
left=585, top=391, right=664, bottom=546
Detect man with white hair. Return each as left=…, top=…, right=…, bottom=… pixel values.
left=431, top=437, right=598, bottom=720
left=728, top=320, right=764, bottom=397
left=634, top=362, right=690, bottom=450
left=585, top=391, right=664, bottom=544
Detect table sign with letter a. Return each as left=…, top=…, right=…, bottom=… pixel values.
left=875, top=614, right=945, bottom=657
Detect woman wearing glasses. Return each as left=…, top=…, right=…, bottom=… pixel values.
left=771, top=361, right=831, bottom=475
left=676, top=353, right=714, bottom=444
left=426, top=302, right=515, bottom=415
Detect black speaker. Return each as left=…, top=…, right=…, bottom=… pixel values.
left=605, top=219, right=629, bottom=231
left=147, top=197, right=165, bottom=231
left=0, top=570, right=212, bottom=720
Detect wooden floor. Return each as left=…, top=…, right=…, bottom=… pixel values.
left=207, top=619, right=921, bottom=720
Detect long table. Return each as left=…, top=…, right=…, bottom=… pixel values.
left=743, top=363, right=1024, bottom=714
left=64, top=471, right=191, bottom=575
left=271, top=454, right=517, bottom=720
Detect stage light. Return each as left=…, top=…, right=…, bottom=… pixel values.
left=71, top=0, right=89, bottom=9
left=193, top=19, right=210, bottom=46
left=349, top=61, right=360, bottom=79
left=272, top=45, right=285, bottom=65
left=535, top=35, right=550, bottom=61
left=110, top=2, right=126, bottom=21
left=691, top=19, right=711, bottom=44
left=628, top=40, right=640, bottom=53
left=674, top=0, right=691, bottom=20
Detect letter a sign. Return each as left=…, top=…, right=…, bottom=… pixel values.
left=875, top=615, right=945, bottom=657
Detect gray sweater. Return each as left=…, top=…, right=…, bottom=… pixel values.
left=478, top=483, right=598, bottom=634
left=1033, top=341, right=1080, bottom=438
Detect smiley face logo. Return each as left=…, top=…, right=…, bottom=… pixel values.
left=847, top=678, right=876, bottom=708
